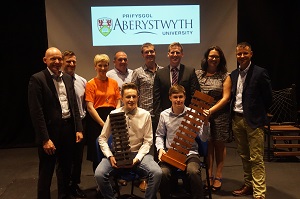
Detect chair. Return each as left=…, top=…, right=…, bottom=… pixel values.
left=172, top=136, right=212, bottom=199
left=265, top=84, right=300, bottom=161
left=95, top=137, right=142, bottom=199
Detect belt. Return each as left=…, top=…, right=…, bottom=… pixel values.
left=234, top=112, right=244, bottom=117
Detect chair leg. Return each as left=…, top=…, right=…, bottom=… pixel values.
left=204, top=161, right=212, bottom=199
left=114, top=178, right=121, bottom=197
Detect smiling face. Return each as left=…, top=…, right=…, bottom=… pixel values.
left=62, top=55, right=76, bottom=76
left=113, top=51, right=128, bottom=74
left=207, top=49, right=220, bottom=72
left=122, top=88, right=138, bottom=112
left=236, top=45, right=253, bottom=70
left=142, top=45, right=156, bottom=66
left=169, top=92, right=186, bottom=110
left=168, top=46, right=183, bottom=67
left=43, top=47, right=63, bottom=76
left=95, top=61, right=109, bottom=79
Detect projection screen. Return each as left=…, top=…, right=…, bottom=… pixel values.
left=46, top=0, right=237, bottom=80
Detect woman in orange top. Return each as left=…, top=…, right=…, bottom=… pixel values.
left=85, top=54, right=121, bottom=172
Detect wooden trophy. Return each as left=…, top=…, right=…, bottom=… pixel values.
left=161, top=90, right=214, bottom=170
left=109, top=112, right=133, bottom=167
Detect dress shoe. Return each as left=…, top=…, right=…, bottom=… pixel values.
left=232, top=185, right=253, bottom=196
left=254, top=197, right=264, bottom=199
left=139, top=180, right=147, bottom=192
left=70, top=184, right=87, bottom=198
left=118, top=179, right=127, bottom=186
left=212, top=177, right=222, bottom=192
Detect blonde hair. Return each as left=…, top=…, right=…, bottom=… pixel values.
left=94, top=54, right=110, bottom=65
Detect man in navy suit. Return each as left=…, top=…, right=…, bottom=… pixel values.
left=230, top=42, right=272, bottom=199
left=153, top=42, right=200, bottom=125
left=28, top=47, right=83, bottom=199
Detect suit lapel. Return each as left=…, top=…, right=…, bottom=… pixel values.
left=43, top=69, right=59, bottom=100
left=178, top=64, right=184, bottom=83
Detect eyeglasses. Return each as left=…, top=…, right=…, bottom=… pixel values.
left=208, top=55, right=220, bottom=60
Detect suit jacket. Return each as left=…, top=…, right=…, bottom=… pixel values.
left=28, top=68, right=83, bottom=145
left=153, top=64, right=200, bottom=119
left=230, top=63, right=272, bottom=128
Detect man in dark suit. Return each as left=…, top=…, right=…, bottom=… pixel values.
left=28, top=47, right=83, bottom=199
left=153, top=42, right=200, bottom=123
left=230, top=42, right=272, bottom=199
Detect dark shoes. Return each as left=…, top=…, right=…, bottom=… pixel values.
left=211, top=177, right=222, bottom=192
left=254, top=197, right=264, bottom=199
left=70, top=184, right=87, bottom=198
left=118, top=179, right=127, bottom=186
left=232, top=185, right=253, bottom=196
left=139, top=180, right=147, bottom=192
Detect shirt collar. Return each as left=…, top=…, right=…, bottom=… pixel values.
left=170, top=64, right=180, bottom=71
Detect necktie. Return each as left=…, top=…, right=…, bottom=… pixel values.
left=171, top=67, right=178, bottom=85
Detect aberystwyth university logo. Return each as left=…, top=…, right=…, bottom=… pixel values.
left=97, top=17, right=112, bottom=37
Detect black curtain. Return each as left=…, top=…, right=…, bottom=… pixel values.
left=1, top=0, right=300, bottom=148
left=1, top=0, right=48, bottom=148
left=237, top=1, right=300, bottom=95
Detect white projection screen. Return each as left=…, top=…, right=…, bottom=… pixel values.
left=46, top=0, right=237, bottom=81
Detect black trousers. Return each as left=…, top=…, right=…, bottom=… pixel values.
left=37, top=119, right=75, bottom=199
left=70, top=117, right=86, bottom=185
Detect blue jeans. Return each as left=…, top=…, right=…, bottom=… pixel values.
left=95, top=153, right=162, bottom=199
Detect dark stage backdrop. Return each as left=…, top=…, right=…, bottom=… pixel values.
left=1, top=0, right=299, bottom=148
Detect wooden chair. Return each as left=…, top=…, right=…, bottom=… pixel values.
left=265, top=84, right=300, bottom=161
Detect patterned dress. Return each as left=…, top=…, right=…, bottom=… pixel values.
left=196, top=69, right=231, bottom=142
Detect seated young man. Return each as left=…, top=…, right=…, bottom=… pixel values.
left=155, top=84, right=209, bottom=199
left=94, top=83, right=162, bottom=199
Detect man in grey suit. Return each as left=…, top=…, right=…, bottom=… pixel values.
left=28, top=47, right=83, bottom=199
left=153, top=42, right=200, bottom=123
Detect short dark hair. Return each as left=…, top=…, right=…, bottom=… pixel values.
left=62, top=50, right=75, bottom=58
left=168, top=42, right=183, bottom=52
left=169, top=84, right=186, bottom=96
left=237, top=42, right=252, bottom=50
left=121, top=83, right=138, bottom=96
left=141, top=42, right=155, bottom=53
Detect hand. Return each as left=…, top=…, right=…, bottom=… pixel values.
left=203, top=109, right=211, bottom=117
left=158, top=149, right=166, bottom=161
left=109, top=156, right=118, bottom=168
left=132, top=158, right=140, bottom=166
left=43, top=139, right=56, bottom=155
left=76, top=132, right=83, bottom=143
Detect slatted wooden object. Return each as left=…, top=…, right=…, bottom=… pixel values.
left=273, top=135, right=300, bottom=156
left=161, top=90, right=214, bottom=170
left=109, top=112, right=132, bottom=167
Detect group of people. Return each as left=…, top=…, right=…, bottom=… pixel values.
left=28, top=41, right=272, bottom=199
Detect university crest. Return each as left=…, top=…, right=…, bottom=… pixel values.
left=97, top=18, right=112, bottom=36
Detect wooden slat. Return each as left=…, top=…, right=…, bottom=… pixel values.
left=273, top=136, right=300, bottom=140
left=269, top=125, right=300, bottom=131
left=185, top=110, right=204, bottom=126
left=178, top=126, right=197, bottom=139
left=181, top=120, right=200, bottom=132
left=176, top=131, right=195, bottom=143
left=192, top=90, right=214, bottom=103
left=171, top=143, right=189, bottom=154
left=274, top=151, right=300, bottom=156
left=173, top=137, right=192, bottom=148
left=161, top=149, right=186, bottom=170
left=273, top=144, right=300, bottom=148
